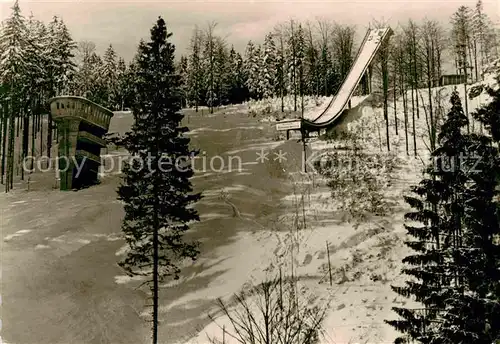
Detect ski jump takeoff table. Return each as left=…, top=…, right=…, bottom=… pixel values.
left=276, top=27, right=393, bottom=137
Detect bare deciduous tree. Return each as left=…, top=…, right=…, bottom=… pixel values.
left=207, top=274, right=326, bottom=344
left=332, top=24, right=356, bottom=84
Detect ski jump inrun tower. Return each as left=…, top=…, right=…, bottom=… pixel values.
left=276, top=27, right=393, bottom=138
left=49, top=96, right=113, bottom=191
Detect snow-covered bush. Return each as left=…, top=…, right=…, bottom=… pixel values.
left=316, top=151, right=397, bottom=221
left=315, top=130, right=399, bottom=222
left=244, top=95, right=328, bottom=121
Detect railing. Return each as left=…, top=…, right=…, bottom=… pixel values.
left=75, top=150, right=101, bottom=164
left=78, top=131, right=107, bottom=147
left=49, top=96, right=114, bottom=131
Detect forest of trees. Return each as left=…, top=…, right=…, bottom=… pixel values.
left=1, top=1, right=500, bottom=344
left=386, top=87, right=500, bottom=344
left=1, top=0, right=498, bottom=193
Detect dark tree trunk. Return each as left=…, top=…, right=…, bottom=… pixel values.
left=7, top=98, right=16, bottom=191
left=16, top=113, right=20, bottom=138
left=21, top=113, right=29, bottom=180
left=393, top=62, right=398, bottom=136
left=427, top=59, right=435, bottom=152
left=0, top=102, right=3, bottom=184
left=402, top=85, right=409, bottom=155
left=411, top=85, right=417, bottom=157
left=1, top=101, right=8, bottom=185
left=152, top=209, right=159, bottom=344
left=413, top=38, right=420, bottom=121
left=31, top=98, right=37, bottom=172
left=47, top=111, right=53, bottom=163
left=382, top=55, right=390, bottom=152
left=39, top=113, right=43, bottom=167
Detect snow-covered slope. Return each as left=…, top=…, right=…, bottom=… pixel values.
left=184, top=62, right=499, bottom=344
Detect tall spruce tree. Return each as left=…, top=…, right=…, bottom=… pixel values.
left=386, top=91, right=471, bottom=343
left=46, top=16, right=76, bottom=160
left=213, top=37, right=229, bottom=106
left=48, top=16, right=76, bottom=95
left=117, top=17, right=200, bottom=344
left=435, top=133, right=500, bottom=343
left=178, top=55, right=189, bottom=108
left=304, top=24, right=319, bottom=96
left=83, top=52, right=107, bottom=104
left=116, top=57, right=127, bottom=110
left=260, top=33, right=277, bottom=99
left=187, top=26, right=203, bottom=111
left=424, top=74, right=500, bottom=344
left=102, top=44, right=118, bottom=109
left=244, top=41, right=261, bottom=99
left=227, top=46, right=247, bottom=103
left=0, top=0, right=28, bottom=190
left=458, top=74, right=500, bottom=343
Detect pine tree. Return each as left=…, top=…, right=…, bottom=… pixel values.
left=435, top=137, right=500, bottom=343
left=260, top=33, right=277, bottom=99
left=201, top=22, right=218, bottom=113
left=386, top=91, right=471, bottom=343
left=87, top=52, right=107, bottom=104
left=187, top=26, right=203, bottom=111
left=286, top=20, right=298, bottom=111
left=333, top=24, right=355, bottom=85
left=122, top=60, right=138, bottom=109
left=304, top=24, right=319, bottom=96
left=0, top=0, right=28, bottom=85
left=296, top=24, right=305, bottom=111
left=48, top=16, right=76, bottom=95
left=116, top=57, right=127, bottom=110
left=117, top=17, right=200, bottom=344
left=213, top=37, right=229, bottom=107
left=46, top=16, right=76, bottom=161
left=275, top=27, right=286, bottom=110
left=319, top=41, right=332, bottom=96
left=22, top=14, right=46, bottom=181
left=473, top=0, right=488, bottom=75
left=178, top=55, right=189, bottom=108
left=73, top=41, right=96, bottom=96
left=317, top=20, right=334, bottom=97
left=227, top=46, right=247, bottom=104
left=0, top=0, right=28, bottom=191
left=451, top=6, right=474, bottom=82
left=102, top=44, right=118, bottom=109
left=460, top=91, right=500, bottom=342
left=427, top=78, right=500, bottom=343
left=466, top=74, right=500, bottom=341
left=244, top=41, right=261, bottom=99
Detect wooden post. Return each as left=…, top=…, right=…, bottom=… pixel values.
left=279, top=266, right=283, bottom=311
left=326, top=241, right=332, bottom=286
left=369, top=65, right=373, bottom=93
left=302, top=128, right=307, bottom=173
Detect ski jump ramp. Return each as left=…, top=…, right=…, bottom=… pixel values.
left=276, top=27, right=392, bottom=133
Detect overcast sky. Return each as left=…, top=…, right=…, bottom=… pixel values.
left=1, top=0, right=499, bottom=62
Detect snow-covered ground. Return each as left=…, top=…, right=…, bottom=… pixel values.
left=185, top=143, right=418, bottom=344
left=184, top=63, right=499, bottom=344
left=243, top=95, right=330, bottom=122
